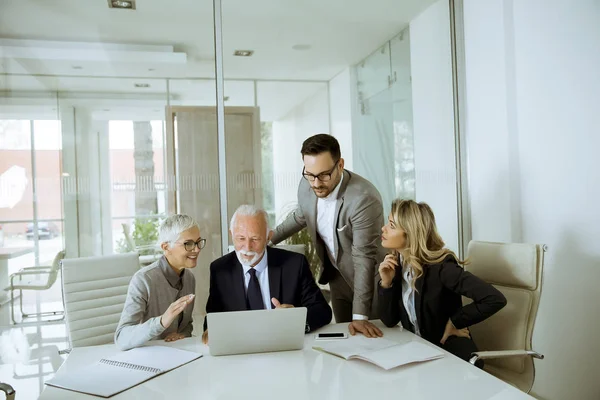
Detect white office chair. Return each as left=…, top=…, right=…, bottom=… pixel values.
left=8, top=250, right=66, bottom=324
left=465, top=240, right=546, bottom=393
left=61, top=253, right=139, bottom=348
left=121, top=223, right=162, bottom=267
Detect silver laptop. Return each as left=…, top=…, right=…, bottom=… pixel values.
left=206, top=307, right=307, bottom=356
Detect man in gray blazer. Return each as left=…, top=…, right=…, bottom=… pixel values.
left=271, top=134, right=386, bottom=337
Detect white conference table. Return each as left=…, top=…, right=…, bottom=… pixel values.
left=40, top=321, right=533, bottom=400
left=0, top=247, right=33, bottom=305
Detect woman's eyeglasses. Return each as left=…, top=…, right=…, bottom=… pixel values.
left=177, top=238, right=207, bottom=251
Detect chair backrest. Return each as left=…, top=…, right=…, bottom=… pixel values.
left=61, top=253, right=139, bottom=348
left=46, top=250, right=66, bottom=288
left=226, top=244, right=306, bottom=257
left=465, top=240, right=545, bottom=392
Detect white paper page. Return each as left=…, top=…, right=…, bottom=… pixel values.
left=313, top=335, right=399, bottom=359
left=46, top=360, right=154, bottom=398
left=106, top=345, right=202, bottom=372
left=45, top=345, right=202, bottom=397
left=358, top=340, right=444, bottom=370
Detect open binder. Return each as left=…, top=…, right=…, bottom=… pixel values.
left=313, top=336, right=443, bottom=370
left=46, top=345, right=202, bottom=397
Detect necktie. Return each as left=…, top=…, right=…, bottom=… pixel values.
left=247, top=268, right=264, bottom=310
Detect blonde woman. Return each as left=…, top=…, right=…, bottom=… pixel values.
left=378, top=199, right=506, bottom=365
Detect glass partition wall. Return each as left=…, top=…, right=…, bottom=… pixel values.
left=1, top=0, right=462, bottom=323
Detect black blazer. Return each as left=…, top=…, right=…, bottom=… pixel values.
left=379, top=255, right=507, bottom=345
left=204, top=247, right=332, bottom=332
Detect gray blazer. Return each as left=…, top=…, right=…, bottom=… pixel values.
left=114, top=256, right=195, bottom=350
left=271, top=169, right=385, bottom=316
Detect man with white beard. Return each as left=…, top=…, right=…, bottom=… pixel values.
left=202, top=205, right=332, bottom=343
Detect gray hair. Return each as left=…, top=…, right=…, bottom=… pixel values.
left=230, top=205, right=270, bottom=234
left=159, top=214, right=200, bottom=245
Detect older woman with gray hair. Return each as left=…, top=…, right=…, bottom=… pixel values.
left=115, top=214, right=204, bottom=350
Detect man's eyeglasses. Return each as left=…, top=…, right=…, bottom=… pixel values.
left=177, top=238, right=207, bottom=251
left=302, top=159, right=339, bottom=182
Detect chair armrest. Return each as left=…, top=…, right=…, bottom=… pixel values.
left=11, top=270, right=51, bottom=278
left=0, top=382, right=15, bottom=398
left=9, top=270, right=52, bottom=287
left=469, top=350, right=544, bottom=365
left=19, top=266, right=52, bottom=272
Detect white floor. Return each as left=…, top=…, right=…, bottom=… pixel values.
left=0, top=276, right=69, bottom=400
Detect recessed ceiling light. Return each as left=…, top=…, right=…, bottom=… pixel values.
left=233, top=50, right=254, bottom=57
left=72, top=66, right=83, bottom=70
left=292, top=44, right=311, bottom=51
left=108, top=0, right=135, bottom=9
left=134, top=83, right=150, bottom=88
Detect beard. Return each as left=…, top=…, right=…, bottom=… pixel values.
left=312, top=184, right=332, bottom=198
left=235, top=248, right=265, bottom=266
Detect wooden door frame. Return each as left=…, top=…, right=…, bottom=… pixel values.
left=164, top=106, right=262, bottom=216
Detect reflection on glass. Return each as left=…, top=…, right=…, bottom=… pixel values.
left=169, top=107, right=219, bottom=318
left=33, top=120, right=63, bottom=220
left=112, top=216, right=162, bottom=267
left=0, top=120, right=33, bottom=220
left=391, top=30, right=416, bottom=201
left=260, top=121, right=275, bottom=227
left=0, top=221, right=64, bottom=273
left=108, top=120, right=167, bottom=220
left=354, top=28, right=417, bottom=213
left=256, top=81, right=330, bottom=223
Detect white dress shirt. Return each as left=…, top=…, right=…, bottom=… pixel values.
left=316, top=173, right=343, bottom=265
left=401, top=266, right=420, bottom=336
left=241, top=251, right=272, bottom=310
left=316, top=174, right=366, bottom=321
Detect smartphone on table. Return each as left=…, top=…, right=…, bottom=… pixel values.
left=314, top=332, right=348, bottom=340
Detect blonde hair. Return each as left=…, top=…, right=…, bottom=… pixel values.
left=390, top=199, right=467, bottom=290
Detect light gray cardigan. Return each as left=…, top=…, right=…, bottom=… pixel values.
left=115, top=256, right=196, bottom=350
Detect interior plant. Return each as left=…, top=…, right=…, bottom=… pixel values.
left=116, top=216, right=161, bottom=256
left=278, top=204, right=330, bottom=303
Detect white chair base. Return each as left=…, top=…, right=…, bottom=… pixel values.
left=10, top=287, right=65, bottom=325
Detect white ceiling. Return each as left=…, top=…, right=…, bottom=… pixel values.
left=0, top=0, right=434, bottom=119
left=0, top=0, right=434, bottom=82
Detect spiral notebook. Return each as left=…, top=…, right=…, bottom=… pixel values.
left=46, top=345, right=202, bottom=397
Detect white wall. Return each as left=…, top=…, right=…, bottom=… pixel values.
left=464, top=1, right=600, bottom=399
left=328, top=68, right=354, bottom=170
left=410, top=0, right=459, bottom=252
left=272, top=86, right=329, bottom=221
